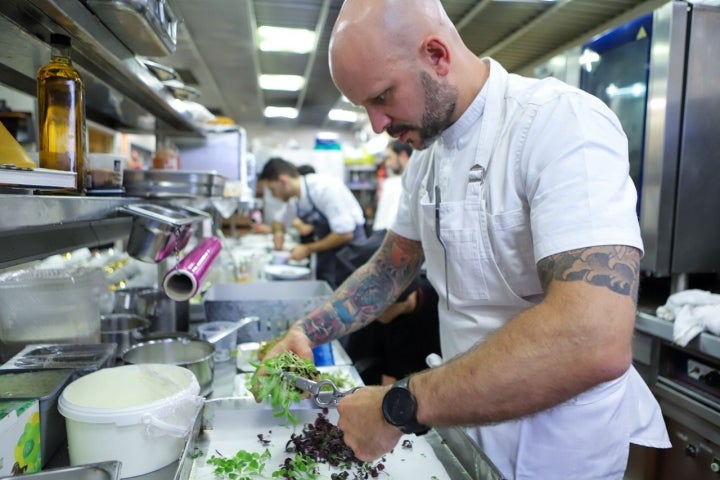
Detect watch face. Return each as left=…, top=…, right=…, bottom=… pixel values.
left=382, top=387, right=416, bottom=426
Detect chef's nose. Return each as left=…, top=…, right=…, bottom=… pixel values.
left=366, top=106, right=392, bottom=134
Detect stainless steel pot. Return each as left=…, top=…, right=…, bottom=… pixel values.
left=112, top=287, right=156, bottom=313
left=121, top=338, right=215, bottom=396
left=100, top=313, right=151, bottom=356
left=133, top=288, right=189, bottom=334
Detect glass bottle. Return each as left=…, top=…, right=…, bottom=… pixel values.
left=37, top=33, right=86, bottom=192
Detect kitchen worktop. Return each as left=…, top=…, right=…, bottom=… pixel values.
left=635, top=309, right=720, bottom=361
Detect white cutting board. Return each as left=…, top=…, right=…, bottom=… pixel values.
left=188, top=402, right=451, bottom=479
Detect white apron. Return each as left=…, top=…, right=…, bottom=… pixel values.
left=415, top=59, right=670, bottom=479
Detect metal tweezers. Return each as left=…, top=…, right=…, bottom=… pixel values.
left=281, top=372, right=362, bottom=408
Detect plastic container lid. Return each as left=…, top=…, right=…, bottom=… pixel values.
left=58, top=364, right=200, bottom=427
left=0, top=369, right=74, bottom=400
left=0, top=267, right=96, bottom=287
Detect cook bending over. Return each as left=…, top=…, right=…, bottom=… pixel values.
left=261, top=0, right=670, bottom=478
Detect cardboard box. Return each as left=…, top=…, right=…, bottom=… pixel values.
left=0, top=369, right=75, bottom=468
left=0, top=399, right=41, bottom=475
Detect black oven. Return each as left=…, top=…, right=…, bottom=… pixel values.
left=653, top=341, right=720, bottom=479
left=630, top=312, right=720, bottom=479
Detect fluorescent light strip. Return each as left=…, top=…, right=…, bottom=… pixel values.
left=264, top=106, right=298, bottom=119
left=257, top=26, right=316, bottom=54
left=259, top=74, right=305, bottom=91
left=328, top=109, right=359, bottom=123
left=317, top=131, right=340, bottom=140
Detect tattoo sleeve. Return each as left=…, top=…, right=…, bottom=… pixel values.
left=301, top=232, right=425, bottom=344
left=537, top=245, right=640, bottom=304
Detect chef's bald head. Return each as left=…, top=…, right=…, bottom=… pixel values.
left=329, top=0, right=461, bottom=96
left=332, top=0, right=455, bottom=47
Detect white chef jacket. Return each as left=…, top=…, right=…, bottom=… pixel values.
left=275, top=173, right=365, bottom=234
left=393, top=58, right=669, bottom=479
left=372, top=174, right=402, bottom=231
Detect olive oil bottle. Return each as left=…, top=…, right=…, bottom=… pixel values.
left=37, top=33, right=86, bottom=192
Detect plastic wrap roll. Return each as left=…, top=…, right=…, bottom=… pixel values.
left=163, top=236, right=222, bottom=301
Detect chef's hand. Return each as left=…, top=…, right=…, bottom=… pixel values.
left=251, top=325, right=314, bottom=403
left=289, top=244, right=311, bottom=261
left=262, top=324, right=314, bottom=362
left=273, top=233, right=284, bottom=251
left=251, top=223, right=272, bottom=234
left=336, top=385, right=403, bottom=461
left=291, top=218, right=314, bottom=237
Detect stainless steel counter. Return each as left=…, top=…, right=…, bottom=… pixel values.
left=173, top=341, right=502, bottom=480
left=636, top=310, right=720, bottom=361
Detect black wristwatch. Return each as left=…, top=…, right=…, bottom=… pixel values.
left=381, top=376, right=429, bottom=435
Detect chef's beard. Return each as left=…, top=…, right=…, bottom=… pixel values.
left=386, top=71, right=457, bottom=150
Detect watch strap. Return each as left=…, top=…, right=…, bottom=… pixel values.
left=388, top=377, right=430, bottom=435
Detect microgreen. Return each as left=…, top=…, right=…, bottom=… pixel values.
left=206, top=449, right=271, bottom=479
left=205, top=411, right=388, bottom=480
left=271, top=453, right=319, bottom=480
left=319, top=370, right=351, bottom=390
left=257, top=337, right=281, bottom=360
left=248, top=351, right=321, bottom=424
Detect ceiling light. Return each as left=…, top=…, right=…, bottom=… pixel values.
left=257, top=26, right=316, bottom=53
left=264, top=106, right=298, bottom=119
left=579, top=48, right=600, bottom=73
left=316, top=131, right=340, bottom=140
left=259, top=74, right=305, bottom=91
left=328, top=109, right=359, bottom=123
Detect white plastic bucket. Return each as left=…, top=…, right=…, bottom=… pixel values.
left=58, top=364, right=203, bottom=478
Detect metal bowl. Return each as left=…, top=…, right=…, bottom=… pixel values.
left=121, top=338, right=215, bottom=396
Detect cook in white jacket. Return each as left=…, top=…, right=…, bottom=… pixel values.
left=263, top=0, right=670, bottom=478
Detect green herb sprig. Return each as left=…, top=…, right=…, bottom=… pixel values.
left=248, top=351, right=320, bottom=424
left=319, top=370, right=351, bottom=390
left=206, top=449, right=271, bottom=480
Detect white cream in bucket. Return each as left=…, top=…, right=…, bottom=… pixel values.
left=58, top=364, right=202, bottom=478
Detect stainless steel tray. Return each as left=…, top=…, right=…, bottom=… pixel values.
left=0, top=461, right=121, bottom=480
left=175, top=398, right=504, bottom=480
left=123, top=170, right=227, bottom=198
left=85, top=0, right=180, bottom=56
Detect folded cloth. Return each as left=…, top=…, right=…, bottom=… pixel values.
left=656, top=289, right=720, bottom=346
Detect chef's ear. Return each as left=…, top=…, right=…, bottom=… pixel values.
left=421, top=36, right=450, bottom=76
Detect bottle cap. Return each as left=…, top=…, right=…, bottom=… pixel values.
left=49, top=33, right=71, bottom=47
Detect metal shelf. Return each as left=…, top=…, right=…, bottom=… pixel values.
left=0, top=0, right=203, bottom=135
left=636, top=310, right=720, bottom=361
left=0, top=194, right=141, bottom=269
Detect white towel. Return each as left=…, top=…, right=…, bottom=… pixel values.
left=655, top=289, right=720, bottom=347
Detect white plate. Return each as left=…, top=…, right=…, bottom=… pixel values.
left=263, top=264, right=311, bottom=280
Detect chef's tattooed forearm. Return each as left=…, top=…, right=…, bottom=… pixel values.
left=301, top=232, right=425, bottom=343
left=537, top=245, right=640, bottom=304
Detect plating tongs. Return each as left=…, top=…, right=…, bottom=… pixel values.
left=281, top=372, right=362, bottom=408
